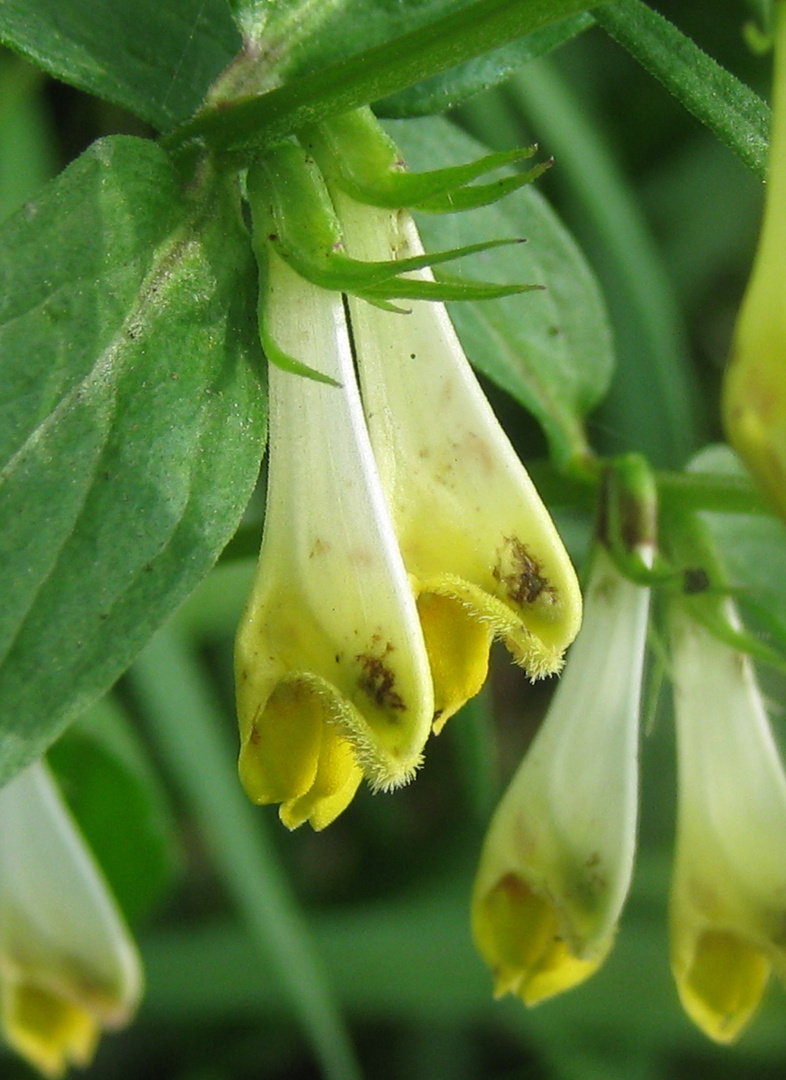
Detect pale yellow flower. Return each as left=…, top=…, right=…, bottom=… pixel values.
left=0, top=761, right=142, bottom=1078
left=235, top=250, right=435, bottom=830
left=333, top=189, right=582, bottom=729
left=472, top=545, right=650, bottom=1004
left=670, top=600, right=786, bottom=1042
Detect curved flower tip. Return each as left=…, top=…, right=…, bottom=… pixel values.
left=235, top=250, right=434, bottom=830
left=0, top=761, right=142, bottom=1077
left=472, top=545, right=650, bottom=1005
left=333, top=191, right=581, bottom=723
left=670, top=601, right=786, bottom=1042
left=472, top=872, right=606, bottom=1006
left=722, top=6, right=786, bottom=521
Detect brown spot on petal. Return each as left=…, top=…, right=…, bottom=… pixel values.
left=356, top=644, right=405, bottom=713
left=493, top=537, right=554, bottom=606
left=309, top=537, right=331, bottom=558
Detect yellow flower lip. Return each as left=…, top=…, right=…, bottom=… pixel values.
left=669, top=600, right=786, bottom=1042
left=677, top=928, right=770, bottom=1044
left=472, top=545, right=651, bottom=1005
left=473, top=872, right=608, bottom=1006
left=0, top=762, right=142, bottom=1078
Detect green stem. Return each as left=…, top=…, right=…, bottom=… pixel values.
left=130, top=625, right=363, bottom=1080
left=525, top=459, right=770, bottom=517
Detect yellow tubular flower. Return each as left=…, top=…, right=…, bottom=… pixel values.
left=235, top=250, right=435, bottom=830
left=670, top=600, right=786, bottom=1043
left=0, top=761, right=142, bottom=1079
left=332, top=191, right=582, bottom=729
left=723, top=2, right=786, bottom=520
left=472, top=544, right=650, bottom=1005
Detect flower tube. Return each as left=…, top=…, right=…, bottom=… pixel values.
left=235, top=246, right=435, bottom=830
left=0, top=761, right=142, bottom=1078
left=670, top=600, right=786, bottom=1042
left=472, top=543, right=650, bottom=1005
left=331, top=188, right=582, bottom=728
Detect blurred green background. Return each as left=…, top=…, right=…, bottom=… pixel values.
left=1, top=3, right=783, bottom=1078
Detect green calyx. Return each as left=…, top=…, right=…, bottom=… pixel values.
left=300, top=106, right=550, bottom=213
left=246, top=132, right=538, bottom=305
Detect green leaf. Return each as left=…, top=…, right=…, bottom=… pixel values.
left=0, top=136, right=267, bottom=787
left=47, top=694, right=181, bottom=924
left=377, top=13, right=594, bottom=118
left=231, top=0, right=590, bottom=98
left=0, top=0, right=240, bottom=131
left=166, top=0, right=600, bottom=152
left=594, top=0, right=770, bottom=179
left=390, top=116, right=614, bottom=467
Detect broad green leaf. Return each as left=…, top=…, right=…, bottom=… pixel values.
left=595, top=0, right=770, bottom=178
left=168, top=0, right=600, bottom=152
left=0, top=135, right=266, bottom=788
left=47, top=694, right=181, bottom=924
left=0, top=0, right=240, bottom=131
left=229, top=0, right=589, bottom=90
left=377, top=14, right=594, bottom=118
left=390, top=116, right=614, bottom=467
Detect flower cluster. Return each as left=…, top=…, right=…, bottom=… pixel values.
left=0, top=761, right=142, bottom=1077
left=471, top=476, right=786, bottom=1042
left=234, top=108, right=583, bottom=829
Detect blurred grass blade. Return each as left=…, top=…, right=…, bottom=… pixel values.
left=595, top=0, right=770, bottom=178
left=131, top=625, right=363, bottom=1080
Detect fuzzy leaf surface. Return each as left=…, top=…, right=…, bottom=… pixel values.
left=0, top=0, right=239, bottom=131
left=0, top=136, right=266, bottom=786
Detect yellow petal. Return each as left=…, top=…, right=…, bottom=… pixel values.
left=239, top=679, right=324, bottom=805
left=416, top=592, right=490, bottom=732
left=472, top=873, right=604, bottom=1006
left=1, top=982, right=99, bottom=1079
left=279, top=717, right=364, bottom=831
left=676, top=929, right=770, bottom=1044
